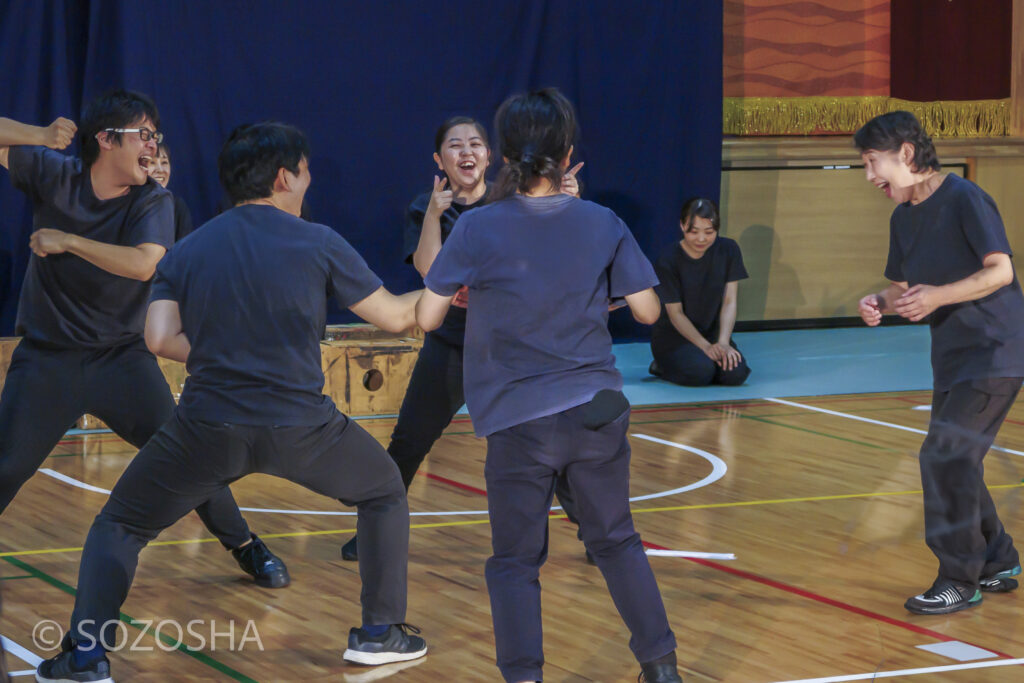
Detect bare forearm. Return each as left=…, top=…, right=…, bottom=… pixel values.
left=65, top=235, right=160, bottom=280
left=151, top=333, right=190, bottom=363
left=667, top=308, right=710, bottom=349
left=935, top=260, right=1014, bottom=307
left=0, top=118, right=46, bottom=146
left=412, top=211, right=443, bottom=277
left=717, top=298, right=738, bottom=345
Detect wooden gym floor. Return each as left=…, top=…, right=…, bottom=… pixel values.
left=2, top=390, right=1024, bottom=681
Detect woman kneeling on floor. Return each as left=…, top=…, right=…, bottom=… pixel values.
left=649, top=197, right=751, bottom=386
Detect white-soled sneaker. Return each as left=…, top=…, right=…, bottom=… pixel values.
left=343, top=624, right=427, bottom=666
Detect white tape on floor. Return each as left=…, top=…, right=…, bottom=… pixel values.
left=764, top=398, right=1024, bottom=457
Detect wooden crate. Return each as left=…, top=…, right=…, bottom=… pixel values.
left=324, top=323, right=424, bottom=341
left=0, top=329, right=422, bottom=426
left=321, top=337, right=422, bottom=416
left=79, top=356, right=187, bottom=430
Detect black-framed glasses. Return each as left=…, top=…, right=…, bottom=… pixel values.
left=104, top=127, right=164, bottom=143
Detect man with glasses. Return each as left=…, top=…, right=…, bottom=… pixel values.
left=0, top=91, right=289, bottom=591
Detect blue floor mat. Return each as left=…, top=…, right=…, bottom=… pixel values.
left=616, top=325, right=933, bottom=406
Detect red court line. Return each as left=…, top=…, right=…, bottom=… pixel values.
left=422, top=467, right=1015, bottom=658
left=423, top=472, right=487, bottom=496
left=640, top=538, right=1015, bottom=658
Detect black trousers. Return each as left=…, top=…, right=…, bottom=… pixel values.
left=387, top=332, right=578, bottom=519
left=652, top=340, right=750, bottom=387
left=485, top=405, right=676, bottom=683
left=0, top=338, right=251, bottom=549
left=72, top=410, right=409, bottom=647
left=920, top=377, right=1022, bottom=587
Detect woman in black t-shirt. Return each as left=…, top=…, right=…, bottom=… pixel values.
left=341, top=116, right=584, bottom=561
left=340, top=117, right=490, bottom=561
left=649, top=197, right=751, bottom=386
left=856, top=111, right=1024, bottom=616
left=146, top=142, right=194, bottom=241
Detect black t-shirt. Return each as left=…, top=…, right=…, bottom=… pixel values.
left=151, top=204, right=383, bottom=425
left=172, top=193, right=194, bottom=242
left=651, top=236, right=747, bottom=354
left=885, top=173, right=1024, bottom=389
left=7, top=146, right=174, bottom=349
left=403, top=188, right=488, bottom=345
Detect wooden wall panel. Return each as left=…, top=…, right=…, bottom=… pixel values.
left=723, top=0, right=890, bottom=97
left=720, top=165, right=963, bottom=322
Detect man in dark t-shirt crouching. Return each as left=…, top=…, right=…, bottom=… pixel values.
left=35, top=121, right=428, bottom=682
left=0, top=92, right=287, bottom=591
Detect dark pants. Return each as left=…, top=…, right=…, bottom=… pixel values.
left=652, top=341, right=750, bottom=387
left=72, top=410, right=409, bottom=647
left=920, top=377, right=1022, bottom=587
left=0, top=338, right=250, bottom=548
left=388, top=332, right=578, bottom=519
left=484, top=405, right=676, bottom=683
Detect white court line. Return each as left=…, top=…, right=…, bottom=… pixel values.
left=38, top=433, right=728, bottom=517
left=645, top=549, right=735, bottom=560
left=763, top=398, right=1024, bottom=457
left=771, top=657, right=1024, bottom=682
left=38, top=468, right=111, bottom=494
left=1, top=635, right=42, bottom=667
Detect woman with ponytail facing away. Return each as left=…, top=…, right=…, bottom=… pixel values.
left=416, top=88, right=682, bottom=683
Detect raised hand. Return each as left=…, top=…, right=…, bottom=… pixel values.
left=561, top=162, right=584, bottom=197
left=858, top=294, right=883, bottom=326
left=427, top=176, right=453, bottom=217
left=44, top=117, right=77, bottom=150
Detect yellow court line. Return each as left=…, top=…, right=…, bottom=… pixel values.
left=4, top=484, right=1022, bottom=559
left=0, top=518, right=493, bottom=558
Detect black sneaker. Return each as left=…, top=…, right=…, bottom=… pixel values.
left=980, top=565, right=1021, bottom=593
left=341, top=535, right=359, bottom=562
left=648, top=360, right=662, bottom=377
left=231, top=534, right=290, bottom=588
left=639, top=651, right=683, bottom=682
left=343, top=624, right=427, bottom=666
left=36, top=636, right=113, bottom=683
left=904, top=580, right=982, bottom=615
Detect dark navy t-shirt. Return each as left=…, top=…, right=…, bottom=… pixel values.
left=172, top=194, right=194, bottom=242
left=402, top=188, right=488, bottom=345
left=425, top=194, right=658, bottom=436
left=885, top=173, right=1024, bottom=390
left=151, top=204, right=383, bottom=425
left=651, top=236, right=747, bottom=355
left=7, top=146, right=174, bottom=348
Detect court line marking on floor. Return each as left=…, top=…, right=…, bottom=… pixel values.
left=38, top=433, right=728, bottom=517
left=8, top=482, right=1024, bottom=560
left=1, top=556, right=257, bottom=682
left=763, top=397, right=1024, bottom=456
left=641, top=541, right=1016, bottom=660
left=0, top=635, right=42, bottom=668
left=768, top=657, right=1024, bottom=682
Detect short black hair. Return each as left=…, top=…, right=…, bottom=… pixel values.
left=491, top=88, right=577, bottom=201
left=853, top=111, right=941, bottom=173
left=680, top=197, right=720, bottom=231
left=434, top=116, right=488, bottom=153
left=218, top=122, right=311, bottom=205
left=79, top=89, right=160, bottom=167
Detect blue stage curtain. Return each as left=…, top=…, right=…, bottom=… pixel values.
left=2, top=0, right=722, bottom=340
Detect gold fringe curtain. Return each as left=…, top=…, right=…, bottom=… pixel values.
left=724, top=97, right=1010, bottom=137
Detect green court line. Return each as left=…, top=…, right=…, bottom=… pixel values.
left=717, top=408, right=891, bottom=451
left=1, top=556, right=258, bottom=683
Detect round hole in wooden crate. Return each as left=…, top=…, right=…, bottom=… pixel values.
left=362, top=368, right=384, bottom=391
